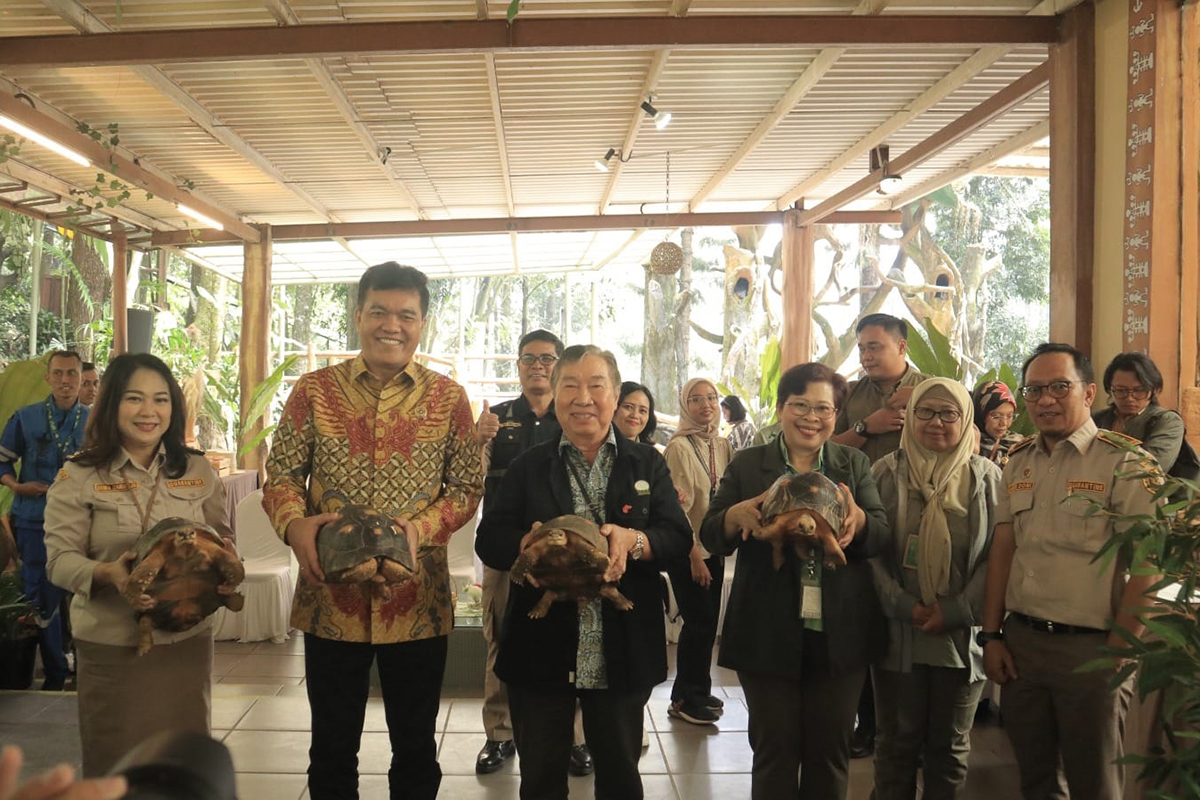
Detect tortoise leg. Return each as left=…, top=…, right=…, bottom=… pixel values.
left=338, top=560, right=378, bottom=584
left=224, top=592, right=245, bottom=612
left=599, top=585, right=634, bottom=611
left=125, top=549, right=168, bottom=603
left=136, top=615, right=154, bottom=656
left=528, top=591, right=558, bottom=618
left=378, top=559, right=412, bottom=582
left=817, top=532, right=847, bottom=568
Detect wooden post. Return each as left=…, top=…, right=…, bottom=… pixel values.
left=239, top=224, right=272, bottom=476
left=28, top=220, right=44, bottom=358
left=1048, top=0, right=1095, bottom=350
left=1182, top=1, right=1199, bottom=400
left=780, top=211, right=815, bottom=370
left=111, top=221, right=128, bottom=355
left=156, top=249, right=168, bottom=310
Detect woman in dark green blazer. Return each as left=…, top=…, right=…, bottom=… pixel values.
left=700, top=362, right=889, bottom=800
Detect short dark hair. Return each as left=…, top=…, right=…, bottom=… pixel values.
left=82, top=361, right=97, bottom=373
left=1102, top=352, right=1163, bottom=398
left=618, top=381, right=658, bottom=444
left=856, top=313, right=908, bottom=340
left=74, top=353, right=201, bottom=479
left=519, top=329, right=565, bottom=357
left=46, top=350, right=82, bottom=369
left=1021, top=342, right=1094, bottom=385
left=776, top=362, right=849, bottom=411
left=720, top=394, right=747, bottom=423
left=357, top=262, right=430, bottom=315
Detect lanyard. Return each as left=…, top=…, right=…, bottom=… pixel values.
left=687, top=436, right=717, bottom=490
left=45, top=398, right=82, bottom=458
left=119, top=467, right=163, bottom=535
left=564, top=455, right=605, bottom=525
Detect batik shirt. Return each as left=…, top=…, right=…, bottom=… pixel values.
left=263, top=355, right=483, bottom=643
left=559, top=427, right=618, bottom=689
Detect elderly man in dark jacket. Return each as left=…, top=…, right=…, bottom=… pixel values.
left=476, top=344, right=692, bottom=800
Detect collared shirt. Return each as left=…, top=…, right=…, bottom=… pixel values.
left=44, top=448, right=231, bottom=648
left=0, top=396, right=89, bottom=522
left=559, top=427, right=618, bottom=689
left=483, top=393, right=560, bottom=515
left=727, top=420, right=757, bottom=452
left=835, top=366, right=930, bottom=464
left=995, top=418, right=1161, bottom=630
left=262, top=355, right=483, bottom=644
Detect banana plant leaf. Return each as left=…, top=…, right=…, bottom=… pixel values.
left=0, top=354, right=54, bottom=517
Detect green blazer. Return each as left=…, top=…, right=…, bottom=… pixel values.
left=1093, top=403, right=1185, bottom=473
left=700, top=439, right=890, bottom=679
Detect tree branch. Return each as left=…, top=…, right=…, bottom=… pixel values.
left=689, top=320, right=724, bottom=345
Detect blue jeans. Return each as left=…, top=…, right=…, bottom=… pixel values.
left=15, top=522, right=69, bottom=682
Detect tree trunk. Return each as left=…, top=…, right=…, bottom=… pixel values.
left=68, top=235, right=111, bottom=359
left=345, top=282, right=360, bottom=349
left=674, top=229, right=694, bottom=390
left=289, top=284, right=314, bottom=348
left=642, top=262, right=680, bottom=407
left=858, top=224, right=881, bottom=313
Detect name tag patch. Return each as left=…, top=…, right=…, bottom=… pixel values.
left=1067, top=480, right=1106, bottom=494
left=1007, top=481, right=1034, bottom=494
left=95, top=481, right=137, bottom=492
left=167, top=478, right=206, bottom=489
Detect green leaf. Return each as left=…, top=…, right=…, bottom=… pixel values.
left=506, top=0, right=520, bottom=20
left=237, top=424, right=276, bottom=456
left=1141, top=616, right=1191, bottom=650
left=238, top=355, right=300, bottom=441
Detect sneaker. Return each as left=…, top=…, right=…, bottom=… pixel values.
left=667, top=700, right=719, bottom=725
left=703, top=695, right=725, bottom=713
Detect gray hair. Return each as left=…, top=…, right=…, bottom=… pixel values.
left=551, top=344, right=621, bottom=393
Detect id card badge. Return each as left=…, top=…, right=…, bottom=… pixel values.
left=800, top=555, right=822, bottom=620
left=903, top=534, right=920, bottom=570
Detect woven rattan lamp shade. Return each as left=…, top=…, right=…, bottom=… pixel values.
left=648, top=241, right=684, bottom=275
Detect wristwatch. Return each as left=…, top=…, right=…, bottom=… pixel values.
left=853, top=419, right=871, bottom=438
left=975, top=630, right=1003, bottom=646
left=629, top=531, right=645, bottom=562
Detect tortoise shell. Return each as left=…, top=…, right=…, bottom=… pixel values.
left=132, top=516, right=223, bottom=562
left=761, top=472, right=846, bottom=537
left=316, top=503, right=415, bottom=582
left=509, top=515, right=633, bottom=617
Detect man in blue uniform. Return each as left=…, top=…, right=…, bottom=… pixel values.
left=0, top=350, right=89, bottom=690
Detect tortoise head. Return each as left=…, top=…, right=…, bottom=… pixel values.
left=795, top=513, right=818, bottom=537
left=173, top=529, right=199, bottom=555
left=543, top=529, right=568, bottom=547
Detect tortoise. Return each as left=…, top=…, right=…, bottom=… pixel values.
left=123, top=517, right=245, bottom=656
left=755, top=472, right=848, bottom=570
left=509, top=515, right=634, bottom=618
left=316, top=490, right=415, bottom=600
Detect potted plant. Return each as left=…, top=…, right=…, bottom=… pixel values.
left=1085, top=468, right=1200, bottom=796
left=0, top=570, right=39, bottom=690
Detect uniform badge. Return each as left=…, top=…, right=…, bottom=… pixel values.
left=1008, top=481, right=1034, bottom=494
left=166, top=478, right=206, bottom=489
left=1067, top=480, right=1106, bottom=495
left=95, top=481, right=137, bottom=492
left=634, top=480, right=651, bottom=495
left=1023, top=467, right=1032, bottom=478
left=55, top=468, right=70, bottom=482
left=1137, top=457, right=1166, bottom=493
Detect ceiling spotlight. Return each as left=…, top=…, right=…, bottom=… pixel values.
left=870, top=144, right=904, bottom=195
left=640, top=100, right=672, bottom=130
left=594, top=147, right=617, bottom=172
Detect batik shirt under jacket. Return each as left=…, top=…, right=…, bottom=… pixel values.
left=263, top=355, right=483, bottom=644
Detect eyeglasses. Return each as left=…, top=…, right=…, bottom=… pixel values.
left=913, top=407, right=962, bottom=423
left=987, top=412, right=1014, bottom=424
left=1020, top=380, right=1080, bottom=400
left=783, top=401, right=837, bottom=420
left=518, top=354, right=559, bottom=367
left=687, top=393, right=719, bottom=405
left=1110, top=386, right=1151, bottom=400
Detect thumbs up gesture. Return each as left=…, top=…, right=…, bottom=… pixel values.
left=476, top=399, right=500, bottom=446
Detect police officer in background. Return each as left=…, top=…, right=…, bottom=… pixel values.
left=980, top=343, right=1161, bottom=800
left=0, top=350, right=89, bottom=690
left=474, top=330, right=594, bottom=777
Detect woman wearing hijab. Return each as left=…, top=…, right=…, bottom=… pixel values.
left=971, top=380, right=1025, bottom=467
left=662, top=378, right=734, bottom=724
left=869, top=378, right=1002, bottom=800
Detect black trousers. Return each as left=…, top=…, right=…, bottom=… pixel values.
left=304, top=633, right=447, bottom=800
left=665, top=554, right=724, bottom=704
left=508, top=682, right=651, bottom=800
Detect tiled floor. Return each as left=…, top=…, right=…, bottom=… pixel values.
left=1, top=635, right=1023, bottom=799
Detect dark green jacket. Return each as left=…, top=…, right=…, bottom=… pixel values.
left=700, top=439, right=890, bottom=679
left=1093, top=403, right=1185, bottom=473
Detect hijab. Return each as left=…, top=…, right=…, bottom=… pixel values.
left=670, top=378, right=721, bottom=442
left=972, top=380, right=1016, bottom=433
left=901, top=378, right=975, bottom=605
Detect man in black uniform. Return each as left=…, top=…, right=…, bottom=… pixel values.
left=474, top=330, right=593, bottom=776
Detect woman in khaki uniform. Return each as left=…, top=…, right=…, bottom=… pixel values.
left=45, top=353, right=236, bottom=777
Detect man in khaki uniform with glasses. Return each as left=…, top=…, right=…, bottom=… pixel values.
left=980, top=342, right=1161, bottom=800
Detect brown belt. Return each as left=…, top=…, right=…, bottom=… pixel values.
left=1009, top=612, right=1108, bottom=636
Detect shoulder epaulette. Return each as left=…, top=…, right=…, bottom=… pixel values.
left=1007, top=435, right=1036, bottom=455
left=1096, top=429, right=1143, bottom=448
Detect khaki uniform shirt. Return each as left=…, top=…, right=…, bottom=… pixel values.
left=995, top=418, right=1161, bottom=631
left=834, top=366, right=930, bottom=464
left=663, top=434, right=733, bottom=557
left=44, top=449, right=232, bottom=648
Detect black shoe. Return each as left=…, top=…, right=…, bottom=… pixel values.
left=704, top=694, right=725, bottom=713
left=475, top=740, right=515, bottom=774
left=40, top=677, right=66, bottom=692
left=667, top=700, right=720, bottom=725
left=849, top=726, right=875, bottom=759
left=568, top=744, right=594, bottom=776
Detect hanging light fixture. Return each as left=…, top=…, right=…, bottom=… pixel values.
left=640, top=99, right=672, bottom=130
left=594, top=147, right=617, bottom=172
left=0, top=115, right=91, bottom=167
left=870, top=144, right=904, bottom=195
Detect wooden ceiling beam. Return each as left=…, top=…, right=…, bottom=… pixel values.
left=149, top=209, right=901, bottom=246
left=885, top=119, right=1050, bottom=208
left=797, top=61, right=1049, bottom=225
left=0, top=91, right=258, bottom=241
left=0, top=158, right=173, bottom=232
left=980, top=165, right=1050, bottom=178
left=0, top=16, right=1061, bottom=68
left=599, top=50, right=671, bottom=214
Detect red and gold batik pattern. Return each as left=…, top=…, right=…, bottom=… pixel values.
left=263, top=355, right=483, bottom=643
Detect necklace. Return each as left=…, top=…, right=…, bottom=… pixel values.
left=44, top=397, right=82, bottom=458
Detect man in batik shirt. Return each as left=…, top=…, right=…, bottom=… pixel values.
left=263, top=262, right=483, bottom=800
